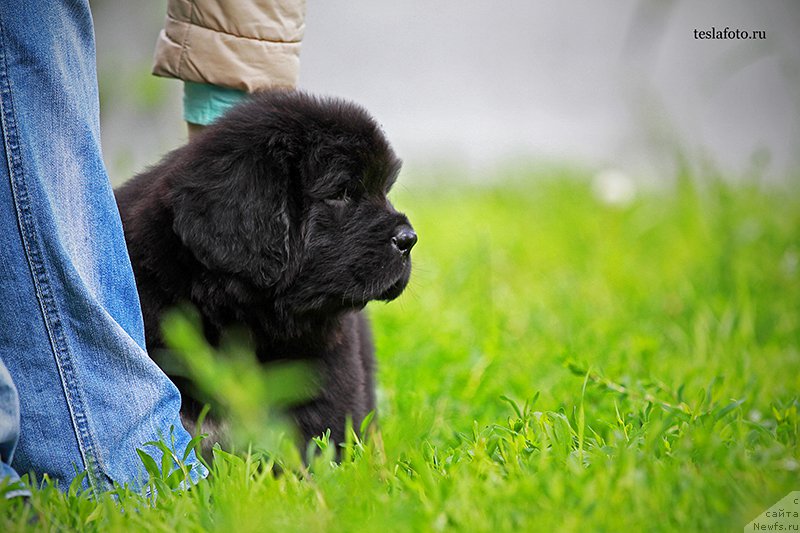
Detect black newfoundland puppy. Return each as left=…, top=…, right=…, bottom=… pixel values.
left=115, top=91, right=415, bottom=448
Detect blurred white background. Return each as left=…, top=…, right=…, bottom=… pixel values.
left=93, top=1, right=800, bottom=185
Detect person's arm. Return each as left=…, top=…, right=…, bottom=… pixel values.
left=187, top=122, right=206, bottom=141
left=183, top=82, right=248, bottom=140
left=151, top=0, right=307, bottom=137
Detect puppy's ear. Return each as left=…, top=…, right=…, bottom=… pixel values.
left=170, top=146, right=293, bottom=286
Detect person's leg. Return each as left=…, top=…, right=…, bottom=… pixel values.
left=0, top=1, right=204, bottom=491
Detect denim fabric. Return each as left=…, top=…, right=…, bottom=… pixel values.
left=0, top=1, right=205, bottom=492
left=0, top=360, right=27, bottom=497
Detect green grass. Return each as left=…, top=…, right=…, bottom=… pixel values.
left=3, top=169, right=799, bottom=531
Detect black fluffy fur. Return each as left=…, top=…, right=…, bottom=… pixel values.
left=115, top=91, right=414, bottom=448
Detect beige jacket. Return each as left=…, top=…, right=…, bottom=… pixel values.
left=152, top=0, right=306, bottom=91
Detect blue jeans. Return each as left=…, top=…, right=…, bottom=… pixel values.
left=0, top=1, right=205, bottom=493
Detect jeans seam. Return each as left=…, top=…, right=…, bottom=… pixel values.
left=0, top=17, right=109, bottom=489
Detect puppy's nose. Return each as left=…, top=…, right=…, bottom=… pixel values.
left=392, top=226, right=417, bottom=254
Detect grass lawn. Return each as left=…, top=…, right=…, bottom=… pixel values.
left=2, top=169, right=798, bottom=531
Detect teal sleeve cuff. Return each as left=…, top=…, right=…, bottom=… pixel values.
left=183, top=81, right=248, bottom=126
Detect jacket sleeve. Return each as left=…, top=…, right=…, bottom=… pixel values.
left=152, top=0, right=306, bottom=92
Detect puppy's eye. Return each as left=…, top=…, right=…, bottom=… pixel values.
left=324, top=191, right=350, bottom=207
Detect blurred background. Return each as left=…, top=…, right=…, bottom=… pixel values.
left=93, top=1, right=800, bottom=187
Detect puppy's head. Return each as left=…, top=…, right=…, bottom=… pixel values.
left=170, top=91, right=415, bottom=315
